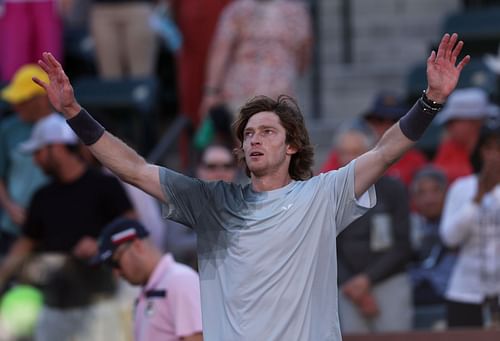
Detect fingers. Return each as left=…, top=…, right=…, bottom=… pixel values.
left=38, top=59, right=51, bottom=74
left=445, top=33, right=458, bottom=60
left=38, top=52, right=63, bottom=72
left=451, top=40, right=464, bottom=64
left=456, top=55, right=471, bottom=71
left=45, top=52, right=62, bottom=69
left=32, top=77, right=48, bottom=90
left=427, top=50, right=436, bottom=64
left=435, top=33, right=450, bottom=61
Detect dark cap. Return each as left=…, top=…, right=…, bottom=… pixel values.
left=364, top=92, right=409, bottom=121
left=93, top=218, right=149, bottom=265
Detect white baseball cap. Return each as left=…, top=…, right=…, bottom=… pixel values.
left=19, top=113, right=78, bottom=153
left=436, top=88, right=498, bottom=125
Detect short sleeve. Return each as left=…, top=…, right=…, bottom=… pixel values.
left=325, top=160, right=376, bottom=235
left=159, top=167, right=212, bottom=228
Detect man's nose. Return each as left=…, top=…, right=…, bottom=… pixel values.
left=250, top=134, right=261, bottom=145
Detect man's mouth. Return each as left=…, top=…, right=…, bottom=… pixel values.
left=250, top=151, right=264, bottom=157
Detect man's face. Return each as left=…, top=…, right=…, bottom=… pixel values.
left=480, top=136, right=500, bottom=174
left=447, top=119, right=483, bottom=151
left=197, top=146, right=236, bottom=182
left=242, top=111, right=296, bottom=177
left=13, top=95, right=47, bottom=123
left=412, top=178, right=446, bottom=221
left=111, top=241, right=146, bottom=285
left=33, top=144, right=57, bottom=177
left=366, top=117, right=396, bottom=139
left=337, top=131, right=370, bottom=167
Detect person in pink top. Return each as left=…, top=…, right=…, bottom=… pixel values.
left=94, top=218, right=203, bottom=341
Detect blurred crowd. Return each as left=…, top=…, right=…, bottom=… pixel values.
left=1, top=0, right=500, bottom=340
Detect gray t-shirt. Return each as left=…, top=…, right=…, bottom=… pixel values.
left=160, top=160, right=376, bottom=341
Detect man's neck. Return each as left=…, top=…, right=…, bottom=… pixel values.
left=251, top=172, right=293, bottom=192
left=144, top=250, right=164, bottom=286
left=57, top=158, right=87, bottom=183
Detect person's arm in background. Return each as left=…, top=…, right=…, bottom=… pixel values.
left=439, top=178, right=476, bottom=248
left=296, top=2, right=313, bottom=75
left=342, top=179, right=412, bottom=307
left=0, top=237, right=36, bottom=287
left=34, top=53, right=165, bottom=203
left=0, top=180, right=25, bottom=226
left=199, top=3, right=238, bottom=117
left=74, top=173, right=137, bottom=259
left=72, top=210, right=136, bottom=259
left=354, top=33, right=470, bottom=199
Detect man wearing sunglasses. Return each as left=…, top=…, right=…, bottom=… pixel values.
left=197, top=144, right=237, bottom=183
left=95, top=218, right=203, bottom=341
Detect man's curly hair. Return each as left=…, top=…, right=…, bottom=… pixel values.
left=232, top=95, right=314, bottom=180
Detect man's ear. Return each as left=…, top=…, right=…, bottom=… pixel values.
left=286, top=144, right=298, bottom=156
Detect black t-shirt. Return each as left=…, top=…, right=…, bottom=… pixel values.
left=23, top=168, right=133, bottom=308
left=24, top=168, right=132, bottom=251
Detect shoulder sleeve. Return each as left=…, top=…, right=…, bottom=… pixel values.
left=324, top=160, right=376, bottom=235
left=159, top=167, right=212, bottom=228
left=168, top=269, right=203, bottom=338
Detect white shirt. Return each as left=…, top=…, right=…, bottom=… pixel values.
left=440, top=174, right=500, bottom=303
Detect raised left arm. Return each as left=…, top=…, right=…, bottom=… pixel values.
left=354, top=33, right=470, bottom=198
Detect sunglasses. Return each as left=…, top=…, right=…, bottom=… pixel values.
left=203, top=163, right=234, bottom=171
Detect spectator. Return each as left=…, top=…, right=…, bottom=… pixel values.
left=440, top=118, right=500, bottom=328
left=0, top=0, right=61, bottom=82
left=200, top=0, right=313, bottom=117
left=0, top=114, right=135, bottom=341
left=170, top=0, right=233, bottom=170
left=94, top=217, right=203, bottom=341
left=432, top=88, right=495, bottom=184
left=170, top=0, right=232, bottom=129
left=320, top=92, right=428, bottom=186
left=408, top=167, right=456, bottom=329
left=0, top=65, right=53, bottom=255
left=332, top=129, right=414, bottom=333
left=90, top=0, right=157, bottom=78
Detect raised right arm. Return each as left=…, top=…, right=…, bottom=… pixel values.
left=34, top=52, right=165, bottom=202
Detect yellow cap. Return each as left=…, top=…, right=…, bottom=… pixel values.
left=1, top=64, right=49, bottom=105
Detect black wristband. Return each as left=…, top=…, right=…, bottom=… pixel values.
left=398, top=99, right=436, bottom=141
left=66, top=108, right=105, bottom=145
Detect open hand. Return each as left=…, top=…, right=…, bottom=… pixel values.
left=425, top=33, right=470, bottom=103
left=73, top=236, right=98, bottom=259
left=34, top=52, right=81, bottom=118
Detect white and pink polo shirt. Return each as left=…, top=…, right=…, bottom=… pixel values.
left=134, top=254, right=202, bottom=341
